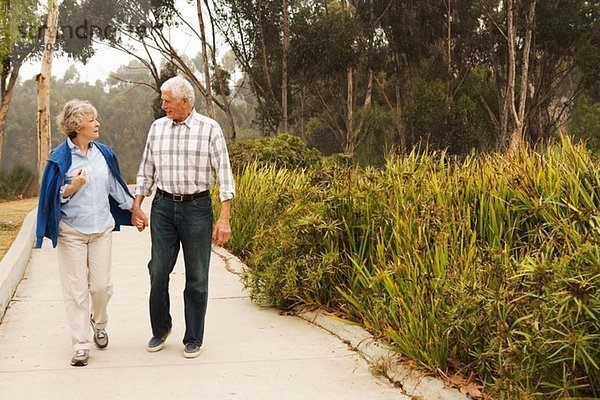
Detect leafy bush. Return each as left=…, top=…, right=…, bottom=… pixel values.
left=568, top=94, right=600, bottom=154
left=404, top=77, right=496, bottom=154
left=240, top=161, right=357, bottom=308
left=231, top=136, right=600, bottom=398
left=304, top=117, right=343, bottom=155
left=0, top=167, right=36, bottom=200
left=227, top=134, right=321, bottom=173
left=217, top=162, right=310, bottom=259
left=353, top=106, right=396, bottom=166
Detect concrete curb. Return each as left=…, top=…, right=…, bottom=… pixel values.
left=295, top=309, right=469, bottom=400
left=212, top=245, right=470, bottom=400
left=211, top=245, right=246, bottom=274
left=0, top=208, right=36, bottom=322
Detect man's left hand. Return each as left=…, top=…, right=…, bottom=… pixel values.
left=213, top=218, right=232, bottom=246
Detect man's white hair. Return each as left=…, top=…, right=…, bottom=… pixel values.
left=161, top=76, right=195, bottom=104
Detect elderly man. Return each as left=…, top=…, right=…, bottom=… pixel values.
left=132, top=76, right=235, bottom=358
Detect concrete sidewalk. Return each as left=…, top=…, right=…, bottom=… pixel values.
left=0, top=205, right=409, bottom=399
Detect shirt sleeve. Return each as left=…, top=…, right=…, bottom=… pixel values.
left=59, top=184, right=70, bottom=203
left=135, top=125, right=156, bottom=196
left=108, top=172, right=134, bottom=210
left=209, top=124, right=235, bottom=202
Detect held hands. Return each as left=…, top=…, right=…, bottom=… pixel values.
left=131, top=206, right=149, bottom=232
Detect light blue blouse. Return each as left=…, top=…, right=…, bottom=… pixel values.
left=60, top=138, right=133, bottom=234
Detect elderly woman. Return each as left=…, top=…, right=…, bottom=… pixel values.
left=36, top=100, right=133, bottom=367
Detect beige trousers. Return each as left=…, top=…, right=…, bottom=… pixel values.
left=57, top=220, right=114, bottom=351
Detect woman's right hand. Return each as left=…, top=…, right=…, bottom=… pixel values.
left=63, top=169, right=87, bottom=198
left=71, top=169, right=87, bottom=190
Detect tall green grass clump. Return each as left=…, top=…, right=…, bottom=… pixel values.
left=335, top=139, right=599, bottom=398
left=232, top=136, right=599, bottom=398
left=237, top=159, right=354, bottom=307
left=223, top=161, right=311, bottom=258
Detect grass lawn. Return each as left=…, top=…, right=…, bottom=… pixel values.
left=0, top=197, right=38, bottom=261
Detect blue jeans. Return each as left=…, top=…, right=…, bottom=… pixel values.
left=148, top=193, right=213, bottom=346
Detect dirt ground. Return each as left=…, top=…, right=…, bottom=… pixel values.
left=0, top=197, right=38, bottom=260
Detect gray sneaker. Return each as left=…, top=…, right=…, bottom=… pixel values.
left=93, top=328, right=108, bottom=349
left=70, top=349, right=89, bottom=367
left=90, top=316, right=108, bottom=349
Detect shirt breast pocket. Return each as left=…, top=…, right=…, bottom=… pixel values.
left=97, top=162, right=109, bottom=176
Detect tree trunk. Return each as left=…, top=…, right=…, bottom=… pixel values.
left=395, top=77, right=405, bottom=153
left=0, top=62, right=21, bottom=166
left=445, top=0, right=452, bottom=108
left=364, top=69, right=373, bottom=108
left=345, top=67, right=354, bottom=154
left=36, top=0, right=59, bottom=182
left=509, top=0, right=536, bottom=151
left=281, top=0, right=289, bottom=134
left=257, top=0, right=281, bottom=123
left=215, top=64, right=236, bottom=141
left=205, top=0, right=237, bottom=140
left=197, top=0, right=214, bottom=117
left=363, top=0, right=374, bottom=109
left=339, top=0, right=353, bottom=154
left=300, top=85, right=306, bottom=139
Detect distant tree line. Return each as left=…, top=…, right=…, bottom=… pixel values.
left=0, top=61, right=258, bottom=181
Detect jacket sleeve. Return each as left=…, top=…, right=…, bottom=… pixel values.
left=35, top=162, right=56, bottom=248
left=102, top=146, right=134, bottom=229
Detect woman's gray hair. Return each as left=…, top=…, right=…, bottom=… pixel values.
left=161, top=76, right=195, bottom=104
left=56, top=99, right=97, bottom=139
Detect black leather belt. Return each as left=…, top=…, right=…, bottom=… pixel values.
left=156, top=188, right=209, bottom=202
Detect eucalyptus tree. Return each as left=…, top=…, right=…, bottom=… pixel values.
left=289, top=2, right=361, bottom=152
left=0, top=0, right=40, bottom=166
left=528, top=0, right=599, bottom=143
left=212, top=0, right=286, bottom=134
left=465, top=0, right=599, bottom=150
left=55, top=0, right=239, bottom=138
left=36, top=0, right=59, bottom=180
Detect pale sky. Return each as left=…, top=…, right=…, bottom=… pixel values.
left=20, top=45, right=138, bottom=83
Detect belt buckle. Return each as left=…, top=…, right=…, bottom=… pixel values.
left=173, top=194, right=184, bottom=202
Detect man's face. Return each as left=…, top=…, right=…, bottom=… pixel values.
left=161, top=90, right=190, bottom=122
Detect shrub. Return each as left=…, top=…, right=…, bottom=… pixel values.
left=568, top=94, right=600, bottom=154
left=304, top=117, right=343, bottom=155
left=227, top=134, right=321, bottom=173
left=231, top=136, right=600, bottom=398
left=0, top=167, right=36, bottom=200
left=353, top=106, right=396, bottom=166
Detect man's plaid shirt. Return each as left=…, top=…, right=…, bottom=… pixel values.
left=135, top=110, right=235, bottom=202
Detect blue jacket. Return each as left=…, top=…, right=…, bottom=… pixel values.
left=35, top=140, right=134, bottom=248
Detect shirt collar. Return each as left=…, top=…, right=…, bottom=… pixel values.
left=67, top=137, right=94, bottom=155
left=171, top=109, right=195, bottom=128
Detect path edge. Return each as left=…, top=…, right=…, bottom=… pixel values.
left=0, top=208, right=36, bottom=322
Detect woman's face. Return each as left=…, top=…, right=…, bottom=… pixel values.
left=76, top=113, right=100, bottom=141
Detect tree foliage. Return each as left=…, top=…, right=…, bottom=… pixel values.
left=209, top=0, right=599, bottom=159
